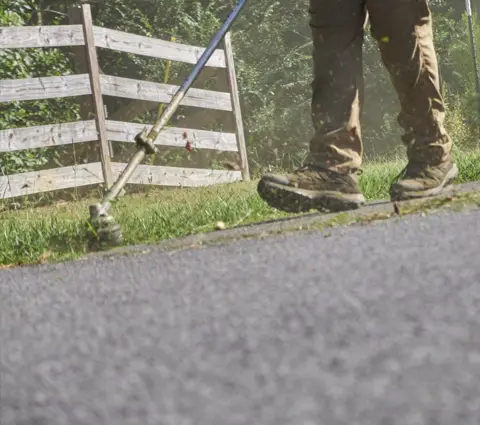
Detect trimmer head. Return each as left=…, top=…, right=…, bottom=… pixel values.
left=87, top=202, right=123, bottom=251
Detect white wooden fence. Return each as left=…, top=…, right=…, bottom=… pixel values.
left=0, top=4, right=249, bottom=200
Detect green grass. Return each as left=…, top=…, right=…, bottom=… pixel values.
left=2, top=148, right=480, bottom=267
left=360, top=147, right=480, bottom=200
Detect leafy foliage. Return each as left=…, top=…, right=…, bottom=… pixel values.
left=0, top=0, right=79, bottom=174
left=1, top=0, right=480, bottom=176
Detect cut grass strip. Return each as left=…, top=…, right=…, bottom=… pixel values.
left=1, top=149, right=480, bottom=267
left=0, top=182, right=289, bottom=267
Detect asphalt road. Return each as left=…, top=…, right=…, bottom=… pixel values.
left=1, top=208, right=480, bottom=425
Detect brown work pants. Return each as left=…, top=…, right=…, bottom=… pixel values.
left=307, top=0, right=452, bottom=173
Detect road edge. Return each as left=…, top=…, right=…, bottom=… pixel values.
left=82, top=181, right=480, bottom=261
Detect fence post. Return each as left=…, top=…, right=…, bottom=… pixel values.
left=223, top=31, right=250, bottom=181
left=67, top=6, right=93, bottom=120
left=80, top=3, right=114, bottom=189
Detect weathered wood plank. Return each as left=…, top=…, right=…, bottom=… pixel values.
left=105, top=120, right=238, bottom=152
left=81, top=3, right=113, bottom=188
left=111, top=162, right=242, bottom=187
left=0, top=162, right=242, bottom=199
left=0, top=120, right=238, bottom=152
left=67, top=6, right=95, bottom=120
left=99, top=75, right=232, bottom=111
left=93, top=27, right=226, bottom=68
left=0, top=25, right=85, bottom=48
left=224, top=32, right=250, bottom=181
left=0, top=74, right=91, bottom=102
left=0, top=163, right=103, bottom=199
left=0, top=120, right=98, bottom=152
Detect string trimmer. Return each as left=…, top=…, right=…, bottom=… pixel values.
left=87, top=0, right=248, bottom=249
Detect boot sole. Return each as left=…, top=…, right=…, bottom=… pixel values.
left=257, top=179, right=366, bottom=214
left=390, top=163, right=459, bottom=202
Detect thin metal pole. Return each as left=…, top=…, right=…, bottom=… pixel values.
left=102, top=149, right=145, bottom=204
left=99, top=0, right=248, bottom=209
left=466, top=0, right=480, bottom=114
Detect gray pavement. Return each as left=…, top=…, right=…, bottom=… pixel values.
left=1, top=208, right=480, bottom=425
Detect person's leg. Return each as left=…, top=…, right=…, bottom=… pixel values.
left=308, top=0, right=367, bottom=174
left=367, top=0, right=458, bottom=201
left=257, top=0, right=368, bottom=213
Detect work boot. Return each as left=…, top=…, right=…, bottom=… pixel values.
left=390, top=158, right=459, bottom=202
left=257, top=165, right=366, bottom=213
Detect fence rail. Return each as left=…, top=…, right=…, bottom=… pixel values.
left=99, top=75, right=233, bottom=111
left=0, top=3, right=249, bottom=200
left=94, top=27, right=227, bottom=67
left=0, top=25, right=85, bottom=48
left=0, top=163, right=242, bottom=200
left=0, top=74, right=234, bottom=110
left=0, top=120, right=239, bottom=153
left=0, top=25, right=227, bottom=67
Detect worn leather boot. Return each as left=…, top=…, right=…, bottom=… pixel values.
left=390, top=157, right=458, bottom=202
left=257, top=165, right=365, bottom=213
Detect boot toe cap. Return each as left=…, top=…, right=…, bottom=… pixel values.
left=261, top=173, right=293, bottom=187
